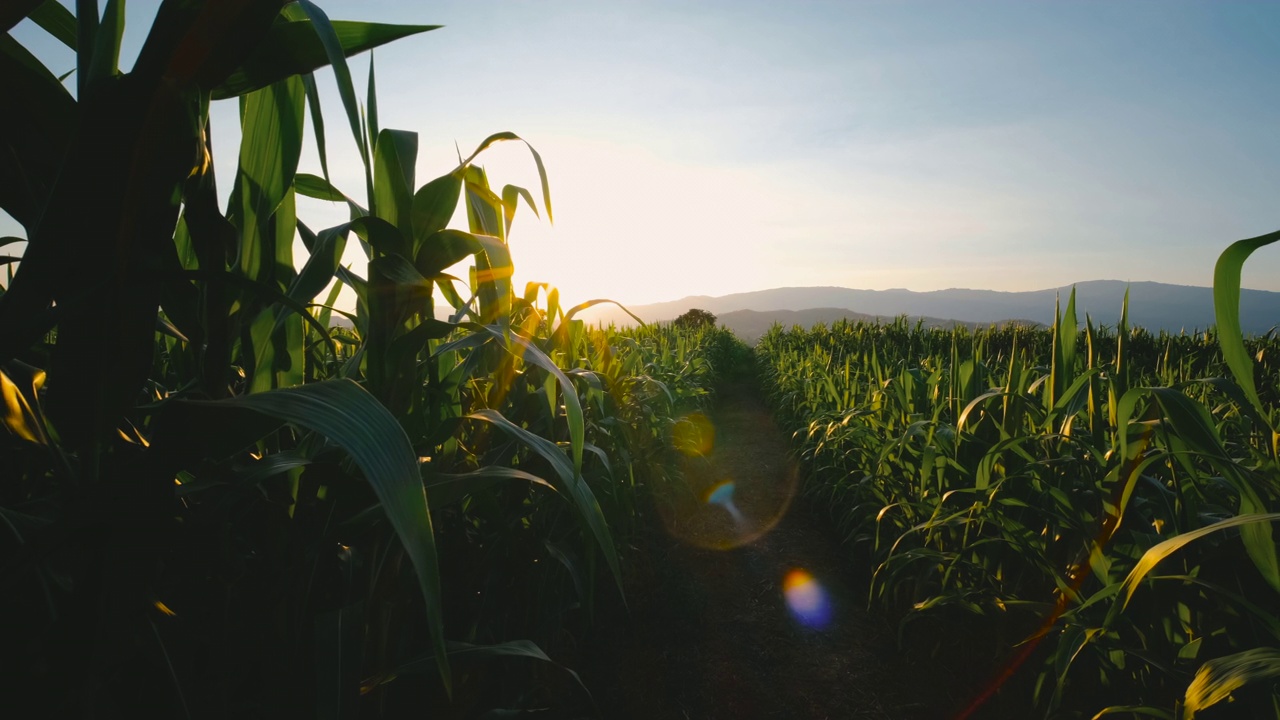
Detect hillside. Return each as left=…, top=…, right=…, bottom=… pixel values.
left=577, top=280, right=1280, bottom=336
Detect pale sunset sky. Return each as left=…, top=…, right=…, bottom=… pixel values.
left=7, top=1, right=1280, bottom=307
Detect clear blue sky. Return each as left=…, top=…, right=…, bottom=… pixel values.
left=7, top=1, right=1280, bottom=305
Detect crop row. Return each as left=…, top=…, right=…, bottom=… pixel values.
left=757, top=285, right=1280, bottom=718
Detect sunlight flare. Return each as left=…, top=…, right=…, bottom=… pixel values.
left=783, top=569, right=833, bottom=629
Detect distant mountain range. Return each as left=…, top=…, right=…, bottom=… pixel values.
left=577, top=281, right=1280, bottom=343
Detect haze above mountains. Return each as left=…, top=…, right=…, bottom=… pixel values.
left=578, top=281, right=1280, bottom=344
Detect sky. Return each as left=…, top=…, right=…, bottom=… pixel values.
left=6, top=0, right=1280, bottom=307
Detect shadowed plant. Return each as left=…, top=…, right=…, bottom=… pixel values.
left=0, top=2, right=722, bottom=716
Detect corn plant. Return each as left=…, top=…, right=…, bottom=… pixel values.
left=0, top=2, right=724, bottom=716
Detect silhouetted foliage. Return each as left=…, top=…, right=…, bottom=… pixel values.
left=675, top=308, right=717, bottom=329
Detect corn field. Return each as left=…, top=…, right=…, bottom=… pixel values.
left=3, top=2, right=1279, bottom=718
left=758, top=278, right=1280, bottom=717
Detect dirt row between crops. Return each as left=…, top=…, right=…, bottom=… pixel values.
left=578, top=379, right=961, bottom=719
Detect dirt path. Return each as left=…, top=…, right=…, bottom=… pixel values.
left=578, top=380, right=945, bottom=719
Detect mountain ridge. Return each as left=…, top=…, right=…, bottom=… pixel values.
left=576, top=280, right=1280, bottom=337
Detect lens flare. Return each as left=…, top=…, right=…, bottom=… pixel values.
left=672, top=412, right=715, bottom=457
left=705, top=480, right=745, bottom=525
left=655, top=408, right=800, bottom=551
left=783, top=569, right=832, bottom=629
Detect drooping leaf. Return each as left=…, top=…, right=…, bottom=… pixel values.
left=560, top=298, right=645, bottom=328
left=455, top=132, right=553, bottom=224
left=393, top=638, right=591, bottom=703
left=1114, top=513, right=1280, bottom=613
left=474, top=323, right=586, bottom=473
left=1182, top=647, right=1280, bottom=719
left=423, top=466, right=557, bottom=508
left=211, top=379, right=450, bottom=691
left=1213, top=229, right=1280, bottom=425
left=500, top=183, right=538, bottom=237
left=212, top=18, right=440, bottom=100
left=468, top=408, right=623, bottom=600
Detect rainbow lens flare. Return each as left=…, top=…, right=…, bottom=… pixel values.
left=783, top=569, right=832, bottom=629
left=705, top=480, right=744, bottom=525
left=654, top=411, right=801, bottom=551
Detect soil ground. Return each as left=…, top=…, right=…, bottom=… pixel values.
left=578, top=379, right=962, bottom=719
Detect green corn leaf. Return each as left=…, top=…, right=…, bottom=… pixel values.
left=373, top=128, right=417, bottom=233
left=294, top=1, right=375, bottom=206
left=468, top=408, right=623, bottom=601
left=424, top=466, right=557, bottom=508
left=1148, top=387, right=1280, bottom=591
left=295, top=173, right=367, bottom=218
left=410, top=171, right=463, bottom=252
left=229, top=76, right=305, bottom=286
left=220, top=379, right=450, bottom=693
left=170, top=269, right=334, bottom=371
left=301, top=73, right=330, bottom=180
left=415, top=228, right=481, bottom=278
left=561, top=298, right=645, bottom=327
left=212, top=18, right=439, bottom=100
left=475, top=323, right=585, bottom=473
left=1182, top=648, right=1280, bottom=719
left=75, top=0, right=97, bottom=97
left=315, top=276, right=344, bottom=331
left=368, top=254, right=435, bottom=298
left=956, top=389, right=1006, bottom=434
left=86, top=0, right=123, bottom=86
left=456, top=132, right=553, bottom=223
left=464, top=166, right=504, bottom=238
left=28, top=0, right=77, bottom=49
left=386, top=317, right=454, bottom=368
left=500, top=183, right=538, bottom=237
left=366, top=51, right=378, bottom=149
left=394, top=639, right=592, bottom=705
left=1114, top=513, right=1280, bottom=614
left=288, top=222, right=349, bottom=308
left=349, top=215, right=407, bottom=259
left=247, top=304, right=304, bottom=392
left=1212, top=229, right=1280, bottom=426
left=1054, top=287, right=1078, bottom=406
